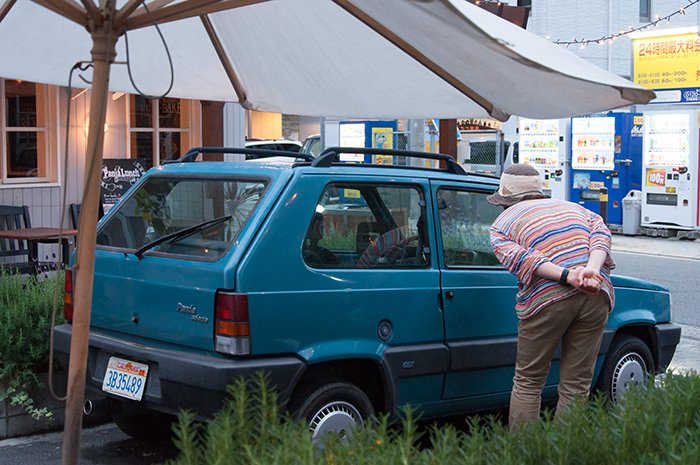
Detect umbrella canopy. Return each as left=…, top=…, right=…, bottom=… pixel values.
left=1, top=0, right=653, bottom=121
left=0, top=2, right=655, bottom=464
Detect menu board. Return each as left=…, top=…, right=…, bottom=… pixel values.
left=519, top=118, right=560, bottom=170
left=101, top=159, right=150, bottom=212
left=571, top=117, right=615, bottom=170
left=644, top=113, right=690, bottom=167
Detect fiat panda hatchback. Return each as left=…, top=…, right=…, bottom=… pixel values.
left=54, top=147, right=680, bottom=441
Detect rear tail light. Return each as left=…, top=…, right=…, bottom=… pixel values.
left=63, top=268, right=74, bottom=322
left=215, top=291, right=250, bottom=355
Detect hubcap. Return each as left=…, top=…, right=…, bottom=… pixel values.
left=308, top=401, right=363, bottom=445
left=611, top=352, right=648, bottom=402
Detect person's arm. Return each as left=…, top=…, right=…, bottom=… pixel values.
left=588, top=211, right=616, bottom=271
left=585, top=249, right=609, bottom=273
left=490, top=224, right=550, bottom=286
left=533, top=261, right=576, bottom=285
left=532, top=261, right=597, bottom=291
left=573, top=212, right=615, bottom=293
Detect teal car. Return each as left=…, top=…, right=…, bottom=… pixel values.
left=54, top=147, right=680, bottom=442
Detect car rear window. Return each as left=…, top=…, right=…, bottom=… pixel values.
left=97, top=176, right=266, bottom=259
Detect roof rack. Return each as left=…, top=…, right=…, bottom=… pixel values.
left=167, top=146, right=314, bottom=164
left=312, top=147, right=467, bottom=175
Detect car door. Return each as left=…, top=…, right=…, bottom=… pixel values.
left=431, top=180, right=522, bottom=400
left=238, top=172, right=447, bottom=409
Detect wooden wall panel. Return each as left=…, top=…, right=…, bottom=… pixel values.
left=3, top=85, right=202, bottom=268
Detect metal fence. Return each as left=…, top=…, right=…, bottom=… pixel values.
left=457, top=130, right=505, bottom=175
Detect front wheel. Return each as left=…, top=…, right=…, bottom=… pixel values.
left=596, top=335, right=654, bottom=403
left=290, top=381, right=375, bottom=446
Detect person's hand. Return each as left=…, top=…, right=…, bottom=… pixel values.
left=580, top=277, right=602, bottom=294
left=570, top=267, right=602, bottom=294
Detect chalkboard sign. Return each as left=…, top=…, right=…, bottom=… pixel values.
left=100, top=159, right=150, bottom=212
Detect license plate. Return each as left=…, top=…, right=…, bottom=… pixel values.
left=102, top=356, right=149, bottom=401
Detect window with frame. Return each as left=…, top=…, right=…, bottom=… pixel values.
left=639, top=0, right=651, bottom=21
left=96, top=176, right=266, bottom=259
left=128, top=95, right=191, bottom=166
left=437, top=189, right=502, bottom=267
left=1, top=79, right=49, bottom=183
left=303, top=183, right=429, bottom=269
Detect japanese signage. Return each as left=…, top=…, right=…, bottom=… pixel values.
left=646, top=168, right=666, bottom=187
left=632, top=31, right=700, bottom=103
left=101, top=159, right=150, bottom=211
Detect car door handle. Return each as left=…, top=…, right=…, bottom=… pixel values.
left=445, top=290, right=455, bottom=299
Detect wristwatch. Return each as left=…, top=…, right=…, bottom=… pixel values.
left=559, top=268, right=570, bottom=286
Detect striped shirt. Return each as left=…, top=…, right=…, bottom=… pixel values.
left=490, top=198, right=615, bottom=320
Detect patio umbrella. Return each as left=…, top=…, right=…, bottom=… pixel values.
left=1, top=0, right=653, bottom=119
left=0, top=1, right=654, bottom=463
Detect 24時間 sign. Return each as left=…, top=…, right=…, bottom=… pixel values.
left=632, top=31, right=700, bottom=103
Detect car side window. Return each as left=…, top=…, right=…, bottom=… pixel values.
left=437, top=188, right=502, bottom=267
left=303, top=183, right=428, bottom=269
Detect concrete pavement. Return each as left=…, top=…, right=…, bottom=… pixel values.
left=612, top=233, right=700, bottom=260
left=669, top=323, right=700, bottom=374
left=611, top=232, right=699, bottom=374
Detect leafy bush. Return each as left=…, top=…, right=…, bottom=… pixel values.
left=0, top=269, right=64, bottom=419
left=318, top=225, right=356, bottom=251
left=165, top=372, right=700, bottom=465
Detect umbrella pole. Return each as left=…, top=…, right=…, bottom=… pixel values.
left=61, top=24, right=118, bottom=465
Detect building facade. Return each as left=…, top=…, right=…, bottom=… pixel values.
left=517, top=0, right=700, bottom=77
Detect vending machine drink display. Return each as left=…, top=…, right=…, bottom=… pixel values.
left=519, top=118, right=568, bottom=200
left=641, top=111, right=699, bottom=230
left=569, top=113, right=643, bottom=227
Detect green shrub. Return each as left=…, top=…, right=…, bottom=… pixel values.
left=165, top=372, right=700, bottom=465
left=318, top=225, right=356, bottom=251
left=0, top=269, right=64, bottom=419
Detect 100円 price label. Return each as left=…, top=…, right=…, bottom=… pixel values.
left=102, top=356, right=149, bottom=401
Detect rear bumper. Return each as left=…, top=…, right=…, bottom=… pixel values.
left=655, top=323, right=682, bottom=372
left=53, top=324, right=306, bottom=418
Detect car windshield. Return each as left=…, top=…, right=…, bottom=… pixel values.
left=301, top=136, right=321, bottom=157
left=96, top=176, right=267, bottom=259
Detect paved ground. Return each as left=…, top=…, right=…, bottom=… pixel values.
left=612, top=233, right=699, bottom=374
left=612, top=234, right=700, bottom=260
left=670, top=324, right=700, bottom=373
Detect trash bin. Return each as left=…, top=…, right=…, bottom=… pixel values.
left=622, top=190, right=642, bottom=236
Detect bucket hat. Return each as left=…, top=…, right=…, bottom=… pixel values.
left=487, top=164, right=549, bottom=207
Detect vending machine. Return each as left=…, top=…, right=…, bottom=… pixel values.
left=641, top=111, right=699, bottom=230
left=338, top=120, right=398, bottom=164
left=569, top=112, right=643, bottom=227
left=518, top=118, right=569, bottom=200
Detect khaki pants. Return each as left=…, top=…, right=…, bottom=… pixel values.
left=509, top=292, right=609, bottom=427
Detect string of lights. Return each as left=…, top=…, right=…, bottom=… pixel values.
left=553, top=0, right=699, bottom=47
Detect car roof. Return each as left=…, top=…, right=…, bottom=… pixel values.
left=245, top=139, right=302, bottom=147
left=154, top=159, right=500, bottom=189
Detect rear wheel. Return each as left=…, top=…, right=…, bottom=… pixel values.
left=290, top=381, right=374, bottom=446
left=112, top=409, right=176, bottom=441
left=596, top=335, right=654, bottom=403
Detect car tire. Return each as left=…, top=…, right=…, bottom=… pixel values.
left=112, top=410, right=176, bottom=441
left=290, top=381, right=375, bottom=445
left=596, top=334, right=654, bottom=403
